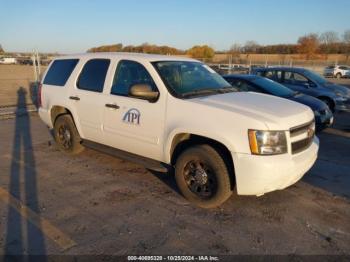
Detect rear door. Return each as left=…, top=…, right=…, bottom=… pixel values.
left=101, top=59, right=166, bottom=161
left=69, top=59, right=111, bottom=143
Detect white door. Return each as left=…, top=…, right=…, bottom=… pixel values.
left=102, top=59, right=166, bottom=161
left=69, top=58, right=111, bottom=143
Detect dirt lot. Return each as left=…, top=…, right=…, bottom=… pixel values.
left=0, top=65, right=350, bottom=257
left=0, top=65, right=47, bottom=107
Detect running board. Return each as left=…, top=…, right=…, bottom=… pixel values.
left=82, top=140, right=170, bottom=173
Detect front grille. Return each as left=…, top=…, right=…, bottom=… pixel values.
left=290, top=120, right=315, bottom=154
left=290, top=120, right=314, bottom=138
left=292, top=136, right=314, bottom=154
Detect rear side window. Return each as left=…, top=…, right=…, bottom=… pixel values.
left=43, top=59, right=79, bottom=86
left=77, top=59, right=110, bottom=92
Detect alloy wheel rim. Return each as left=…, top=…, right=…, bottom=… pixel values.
left=183, top=160, right=217, bottom=199
left=58, top=124, right=72, bottom=149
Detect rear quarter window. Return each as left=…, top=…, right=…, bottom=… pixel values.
left=43, top=59, right=79, bottom=86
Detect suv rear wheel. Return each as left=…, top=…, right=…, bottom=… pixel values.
left=175, top=144, right=233, bottom=208
left=54, top=114, right=84, bottom=154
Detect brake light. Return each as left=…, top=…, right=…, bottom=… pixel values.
left=37, top=82, right=42, bottom=107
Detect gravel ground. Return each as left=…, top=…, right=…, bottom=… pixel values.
left=0, top=114, right=349, bottom=257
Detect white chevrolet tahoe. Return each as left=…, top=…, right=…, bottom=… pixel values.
left=38, top=53, right=319, bottom=208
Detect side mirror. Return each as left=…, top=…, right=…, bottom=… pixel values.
left=308, top=82, right=316, bottom=88
left=129, top=84, right=159, bottom=101
left=305, top=82, right=316, bottom=88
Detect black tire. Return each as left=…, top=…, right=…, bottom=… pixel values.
left=54, top=114, right=84, bottom=154
left=175, top=144, right=233, bottom=208
left=336, top=73, right=342, bottom=79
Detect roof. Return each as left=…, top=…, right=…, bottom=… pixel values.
left=253, top=66, right=308, bottom=72
left=52, top=52, right=197, bottom=63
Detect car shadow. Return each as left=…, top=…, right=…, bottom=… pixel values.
left=4, top=87, right=47, bottom=260
left=146, top=169, right=182, bottom=196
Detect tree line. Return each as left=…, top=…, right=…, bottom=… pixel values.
left=87, top=43, right=216, bottom=59
left=88, top=30, right=350, bottom=60
left=230, top=30, right=350, bottom=58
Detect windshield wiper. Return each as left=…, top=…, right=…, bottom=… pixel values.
left=217, top=86, right=238, bottom=93
left=180, top=88, right=221, bottom=98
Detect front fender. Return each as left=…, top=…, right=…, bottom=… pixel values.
left=164, top=127, right=237, bottom=164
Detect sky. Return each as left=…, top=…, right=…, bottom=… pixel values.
left=1, top=0, right=350, bottom=53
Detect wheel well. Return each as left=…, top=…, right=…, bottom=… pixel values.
left=317, top=96, right=335, bottom=111
left=170, top=134, right=235, bottom=188
left=50, top=106, right=73, bottom=126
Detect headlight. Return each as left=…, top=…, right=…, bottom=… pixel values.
left=248, top=130, right=287, bottom=155
left=335, top=96, right=347, bottom=102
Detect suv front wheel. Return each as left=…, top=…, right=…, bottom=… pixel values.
left=175, top=144, right=233, bottom=208
left=54, top=114, right=84, bottom=154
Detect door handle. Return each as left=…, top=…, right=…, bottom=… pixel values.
left=69, top=96, right=80, bottom=101
left=105, top=103, right=120, bottom=109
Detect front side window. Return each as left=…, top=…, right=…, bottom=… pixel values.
left=44, top=59, right=79, bottom=86
left=77, top=59, right=110, bottom=92
left=152, top=61, right=231, bottom=98
left=284, top=71, right=308, bottom=85
left=111, top=60, right=157, bottom=96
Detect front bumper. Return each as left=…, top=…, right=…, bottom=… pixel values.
left=315, top=111, right=333, bottom=131
left=323, top=73, right=334, bottom=77
left=335, top=98, right=350, bottom=112
left=232, top=136, right=319, bottom=196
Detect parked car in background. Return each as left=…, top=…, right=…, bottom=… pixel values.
left=0, top=57, right=17, bottom=64
left=324, top=65, right=350, bottom=79
left=252, top=67, right=350, bottom=112
left=223, top=74, right=333, bottom=131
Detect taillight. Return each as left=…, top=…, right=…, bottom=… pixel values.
left=37, top=82, right=42, bottom=107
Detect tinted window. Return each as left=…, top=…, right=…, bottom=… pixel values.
left=44, top=59, right=79, bottom=86
left=77, top=59, right=110, bottom=92
left=263, top=70, right=282, bottom=82
left=251, top=77, right=295, bottom=97
left=226, top=78, right=260, bottom=92
left=284, top=72, right=308, bottom=84
left=111, top=60, right=157, bottom=96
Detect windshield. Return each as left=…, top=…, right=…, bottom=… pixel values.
left=251, top=77, right=295, bottom=97
left=303, top=69, right=328, bottom=85
left=152, top=61, right=233, bottom=97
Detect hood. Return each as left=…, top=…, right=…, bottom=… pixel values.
left=323, top=83, right=350, bottom=97
left=191, top=92, right=314, bottom=130
left=289, top=93, right=327, bottom=111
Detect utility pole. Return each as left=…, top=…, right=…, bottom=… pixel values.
left=32, top=51, right=38, bottom=82
left=32, top=49, right=41, bottom=83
